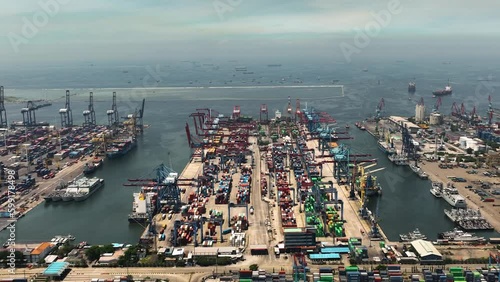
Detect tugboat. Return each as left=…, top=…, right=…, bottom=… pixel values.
left=399, top=228, right=427, bottom=242
left=432, top=80, right=452, bottom=96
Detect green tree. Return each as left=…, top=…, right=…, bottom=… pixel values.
left=466, top=148, right=473, bottom=155
left=249, top=264, right=259, bottom=271
left=85, top=246, right=101, bottom=262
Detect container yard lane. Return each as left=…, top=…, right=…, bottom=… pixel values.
left=247, top=137, right=273, bottom=259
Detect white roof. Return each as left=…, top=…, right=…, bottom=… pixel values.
left=410, top=239, right=442, bottom=258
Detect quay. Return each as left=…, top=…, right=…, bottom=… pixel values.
left=358, top=114, right=500, bottom=234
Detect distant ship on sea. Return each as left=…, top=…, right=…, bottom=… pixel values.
left=408, top=80, right=416, bottom=93
left=432, top=80, right=452, bottom=96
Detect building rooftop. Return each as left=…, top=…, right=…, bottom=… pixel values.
left=42, top=261, right=69, bottom=276
left=31, top=242, right=52, bottom=255
left=410, top=239, right=442, bottom=258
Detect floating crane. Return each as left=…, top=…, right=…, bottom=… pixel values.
left=83, top=92, right=96, bottom=127
left=59, top=90, right=73, bottom=127
left=107, top=92, right=119, bottom=127
left=0, top=86, right=7, bottom=128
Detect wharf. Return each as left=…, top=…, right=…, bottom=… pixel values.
left=304, top=138, right=389, bottom=243
left=0, top=160, right=87, bottom=231
left=420, top=161, right=500, bottom=233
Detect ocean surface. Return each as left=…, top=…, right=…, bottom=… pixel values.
left=0, top=60, right=499, bottom=244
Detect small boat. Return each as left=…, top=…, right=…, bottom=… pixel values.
left=400, top=228, right=427, bottom=242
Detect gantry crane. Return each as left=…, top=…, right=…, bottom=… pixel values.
left=295, top=99, right=302, bottom=122
left=59, top=90, right=73, bottom=127
left=21, top=100, right=52, bottom=127
left=83, top=92, right=96, bottom=127
left=107, top=92, right=119, bottom=127
left=0, top=86, right=6, bottom=128
left=260, top=104, right=269, bottom=124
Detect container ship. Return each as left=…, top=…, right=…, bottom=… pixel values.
left=106, top=137, right=136, bottom=159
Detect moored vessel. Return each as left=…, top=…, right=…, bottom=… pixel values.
left=73, top=177, right=105, bottom=201
left=442, top=187, right=467, bottom=208
left=400, top=228, right=427, bottom=242
left=106, top=137, right=137, bottom=159
left=438, top=228, right=485, bottom=243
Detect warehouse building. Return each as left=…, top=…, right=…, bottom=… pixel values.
left=410, top=239, right=442, bottom=262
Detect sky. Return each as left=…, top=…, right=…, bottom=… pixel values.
left=1, top=0, right=500, bottom=65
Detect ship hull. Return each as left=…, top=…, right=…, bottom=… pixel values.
left=74, top=180, right=104, bottom=202
left=106, top=141, right=136, bottom=159
left=430, top=189, right=442, bottom=198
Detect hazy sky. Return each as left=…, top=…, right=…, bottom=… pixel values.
left=1, top=0, right=500, bottom=65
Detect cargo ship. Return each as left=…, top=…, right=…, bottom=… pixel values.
left=106, top=137, right=136, bottom=159
left=83, top=157, right=103, bottom=175
left=128, top=191, right=155, bottom=223
left=432, top=80, right=452, bottom=96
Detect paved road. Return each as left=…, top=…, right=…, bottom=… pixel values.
left=2, top=263, right=495, bottom=281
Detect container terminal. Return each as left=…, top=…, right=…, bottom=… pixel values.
left=72, top=98, right=495, bottom=281
left=1, top=95, right=500, bottom=281
left=0, top=87, right=146, bottom=231
left=356, top=96, right=499, bottom=233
